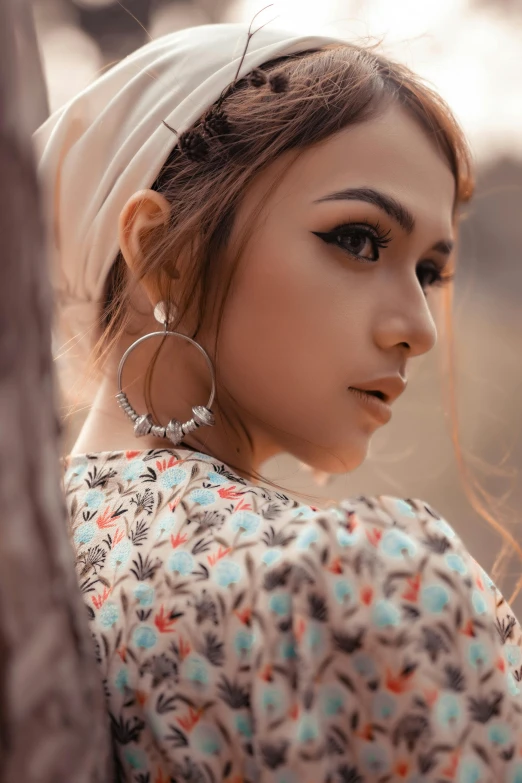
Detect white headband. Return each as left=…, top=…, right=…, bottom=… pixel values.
left=32, top=22, right=340, bottom=398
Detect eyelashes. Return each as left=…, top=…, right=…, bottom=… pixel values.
left=312, top=220, right=392, bottom=262
left=312, top=220, right=453, bottom=292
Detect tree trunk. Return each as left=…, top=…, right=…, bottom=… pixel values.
left=0, top=0, right=112, bottom=780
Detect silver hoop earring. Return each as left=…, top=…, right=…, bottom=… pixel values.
left=115, top=301, right=216, bottom=446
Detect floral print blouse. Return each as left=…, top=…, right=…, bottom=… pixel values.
left=63, top=447, right=522, bottom=783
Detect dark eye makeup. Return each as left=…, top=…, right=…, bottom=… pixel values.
left=312, top=220, right=454, bottom=293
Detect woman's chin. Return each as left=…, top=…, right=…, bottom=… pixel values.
left=295, top=437, right=370, bottom=476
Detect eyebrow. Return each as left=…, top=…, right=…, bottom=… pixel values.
left=314, top=186, right=454, bottom=256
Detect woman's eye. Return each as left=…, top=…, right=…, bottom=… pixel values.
left=336, top=229, right=377, bottom=260
left=313, top=223, right=391, bottom=263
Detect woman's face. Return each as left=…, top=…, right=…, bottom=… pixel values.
left=213, top=103, right=456, bottom=473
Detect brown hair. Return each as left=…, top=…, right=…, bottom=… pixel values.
left=90, top=41, right=522, bottom=596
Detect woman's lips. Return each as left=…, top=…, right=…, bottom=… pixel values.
left=348, top=386, right=392, bottom=424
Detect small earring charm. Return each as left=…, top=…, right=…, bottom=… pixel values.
left=116, top=300, right=216, bottom=446
left=134, top=414, right=154, bottom=438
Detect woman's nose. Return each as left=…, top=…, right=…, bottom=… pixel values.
left=374, top=287, right=438, bottom=358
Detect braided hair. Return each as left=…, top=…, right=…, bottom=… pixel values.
left=163, top=68, right=290, bottom=164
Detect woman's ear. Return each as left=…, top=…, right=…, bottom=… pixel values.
left=118, top=189, right=171, bottom=307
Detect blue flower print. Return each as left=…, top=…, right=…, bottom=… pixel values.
left=155, top=514, right=176, bottom=540
left=74, top=522, right=96, bottom=545
left=100, top=601, right=119, bottom=628
left=320, top=684, right=345, bottom=717
left=506, top=671, right=521, bottom=697
left=109, top=539, right=132, bottom=568
left=189, top=488, right=215, bottom=505
left=297, top=713, right=319, bottom=743
left=472, top=589, right=487, bottom=615
left=207, top=470, right=229, bottom=485
left=479, top=567, right=496, bottom=592
left=433, top=516, right=456, bottom=539
left=280, top=637, right=297, bottom=660
left=296, top=525, right=319, bottom=550
left=445, top=553, right=468, bottom=574
left=306, top=623, right=324, bottom=655
left=235, top=713, right=253, bottom=738
left=457, top=756, right=482, bottom=783
left=234, top=629, right=254, bottom=656
left=193, top=723, right=222, bottom=755
left=488, top=721, right=511, bottom=746
left=193, top=451, right=213, bottom=461
left=261, top=686, right=284, bottom=714
left=84, top=489, right=104, bottom=509
left=435, top=692, right=462, bottom=728
left=214, top=559, right=242, bottom=587
left=504, top=644, right=522, bottom=667
left=114, top=668, right=128, bottom=692
left=334, top=578, right=354, bottom=605
left=133, top=625, right=157, bottom=649
left=159, top=467, right=188, bottom=490
left=372, top=692, right=397, bottom=721
left=352, top=652, right=377, bottom=678
left=395, top=499, right=416, bottom=517
left=380, top=528, right=417, bottom=559
left=231, top=511, right=260, bottom=536
left=124, top=748, right=146, bottom=770
left=468, top=641, right=490, bottom=669
left=65, top=460, right=88, bottom=482
left=134, top=583, right=155, bottom=607
left=168, top=551, right=194, bottom=576
left=269, top=592, right=291, bottom=616
left=372, top=599, right=401, bottom=627
left=293, top=505, right=317, bottom=520
left=262, top=548, right=282, bottom=566
left=421, top=584, right=449, bottom=614
left=337, top=526, right=360, bottom=547
left=122, top=459, right=144, bottom=481
left=361, top=741, right=390, bottom=775
left=184, top=654, right=209, bottom=685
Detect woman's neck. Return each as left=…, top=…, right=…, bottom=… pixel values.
left=69, top=374, right=271, bottom=482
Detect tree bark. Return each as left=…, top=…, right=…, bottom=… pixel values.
left=0, top=0, right=112, bottom=780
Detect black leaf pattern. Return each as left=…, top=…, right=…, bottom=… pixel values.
left=217, top=675, right=250, bottom=708
left=444, top=664, right=466, bottom=692
left=110, top=713, right=145, bottom=745
left=263, top=563, right=293, bottom=591
left=336, top=764, right=363, bottom=783
left=130, top=552, right=161, bottom=581
left=308, top=593, right=328, bottom=622
left=468, top=692, right=503, bottom=723
left=201, top=632, right=225, bottom=666
left=420, top=626, right=450, bottom=663
left=130, top=518, right=150, bottom=546
left=260, top=740, right=289, bottom=769
left=392, top=713, right=430, bottom=752
left=332, top=629, right=365, bottom=654
left=496, top=615, right=517, bottom=644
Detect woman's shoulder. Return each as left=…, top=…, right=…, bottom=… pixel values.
left=63, top=445, right=512, bottom=636
left=62, top=447, right=493, bottom=583
left=63, top=448, right=522, bottom=780
left=62, top=446, right=450, bottom=550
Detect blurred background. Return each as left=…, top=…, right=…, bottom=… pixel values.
left=30, top=0, right=522, bottom=608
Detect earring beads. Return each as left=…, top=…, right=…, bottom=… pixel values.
left=115, top=301, right=216, bottom=446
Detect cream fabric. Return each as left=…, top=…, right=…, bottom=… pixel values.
left=32, top=23, right=340, bottom=390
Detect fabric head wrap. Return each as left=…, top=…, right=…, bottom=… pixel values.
left=33, top=22, right=341, bottom=401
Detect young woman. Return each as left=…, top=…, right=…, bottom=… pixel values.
left=35, top=20, right=522, bottom=783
